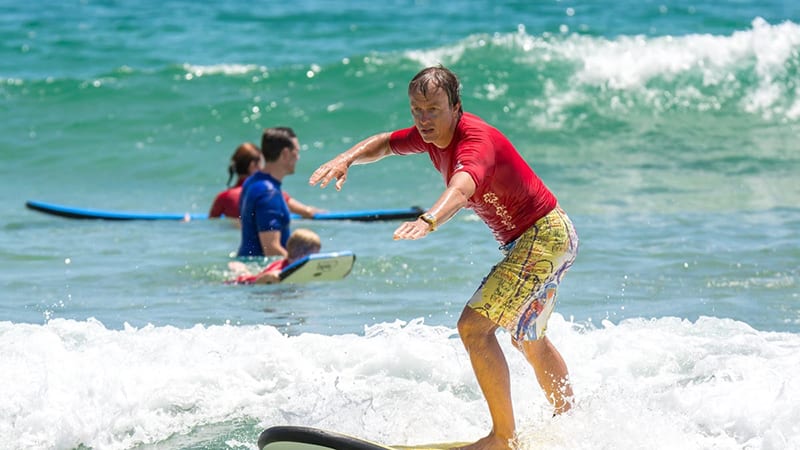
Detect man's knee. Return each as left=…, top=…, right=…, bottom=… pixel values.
left=457, top=307, right=496, bottom=342
left=516, top=335, right=552, bottom=359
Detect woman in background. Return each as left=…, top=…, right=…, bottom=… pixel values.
left=209, top=142, right=261, bottom=220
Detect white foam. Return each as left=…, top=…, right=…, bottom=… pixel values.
left=1, top=315, right=799, bottom=449
left=404, top=19, right=800, bottom=122
left=556, top=18, right=800, bottom=121
left=181, top=63, right=266, bottom=77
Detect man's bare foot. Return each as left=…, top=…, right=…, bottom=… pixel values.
left=553, top=396, right=573, bottom=416
left=553, top=404, right=570, bottom=416
left=451, top=433, right=512, bottom=450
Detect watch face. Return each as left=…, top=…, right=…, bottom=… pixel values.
left=421, top=213, right=436, bottom=230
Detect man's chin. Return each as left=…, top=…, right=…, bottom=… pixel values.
left=419, top=133, right=436, bottom=143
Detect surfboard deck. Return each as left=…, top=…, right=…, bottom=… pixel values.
left=391, top=444, right=467, bottom=449
left=279, top=251, right=355, bottom=283
left=258, top=426, right=466, bottom=450
left=25, top=200, right=422, bottom=222
left=392, top=444, right=468, bottom=450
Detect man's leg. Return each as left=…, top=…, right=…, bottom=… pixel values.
left=518, top=336, right=573, bottom=414
left=456, top=307, right=515, bottom=450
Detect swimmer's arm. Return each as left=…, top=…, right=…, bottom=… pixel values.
left=287, top=196, right=324, bottom=219
left=252, top=269, right=281, bottom=284
left=258, top=230, right=288, bottom=257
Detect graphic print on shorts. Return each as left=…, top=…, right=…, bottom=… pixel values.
left=468, top=207, right=578, bottom=341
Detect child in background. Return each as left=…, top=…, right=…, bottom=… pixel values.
left=227, top=228, right=321, bottom=284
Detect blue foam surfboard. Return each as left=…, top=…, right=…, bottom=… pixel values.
left=25, top=200, right=422, bottom=222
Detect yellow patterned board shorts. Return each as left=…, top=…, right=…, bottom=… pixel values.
left=467, top=206, right=578, bottom=342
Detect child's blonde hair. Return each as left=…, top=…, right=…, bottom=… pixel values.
left=286, top=228, right=321, bottom=261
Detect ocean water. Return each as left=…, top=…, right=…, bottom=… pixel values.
left=1, top=1, right=799, bottom=449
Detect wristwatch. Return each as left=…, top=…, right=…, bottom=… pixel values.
left=418, top=213, right=437, bottom=231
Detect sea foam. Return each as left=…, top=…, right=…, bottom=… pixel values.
left=2, top=315, right=798, bottom=449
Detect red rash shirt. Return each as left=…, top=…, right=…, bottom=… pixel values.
left=209, top=177, right=293, bottom=219
left=389, top=112, right=557, bottom=244
left=209, top=178, right=245, bottom=218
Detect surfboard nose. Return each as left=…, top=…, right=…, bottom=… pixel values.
left=258, top=425, right=392, bottom=450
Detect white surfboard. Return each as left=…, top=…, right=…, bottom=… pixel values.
left=279, top=251, right=356, bottom=283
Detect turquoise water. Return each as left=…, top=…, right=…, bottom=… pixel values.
left=1, top=1, right=799, bottom=449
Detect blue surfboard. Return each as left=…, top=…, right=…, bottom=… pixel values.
left=25, top=200, right=422, bottom=222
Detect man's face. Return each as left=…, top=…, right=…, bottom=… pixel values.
left=409, top=84, right=460, bottom=148
left=283, top=137, right=300, bottom=174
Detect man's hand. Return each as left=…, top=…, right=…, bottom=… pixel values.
left=393, top=219, right=432, bottom=240
left=309, top=158, right=350, bottom=191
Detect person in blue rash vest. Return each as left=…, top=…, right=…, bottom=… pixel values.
left=237, top=127, right=301, bottom=257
